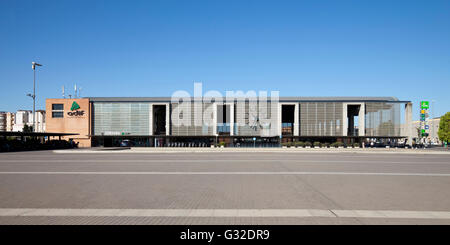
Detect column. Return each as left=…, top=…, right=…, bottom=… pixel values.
left=342, top=103, right=348, bottom=136
left=405, top=102, right=413, bottom=146
left=166, top=103, right=170, bottom=136
left=213, top=102, right=217, bottom=136
left=294, top=103, right=299, bottom=136
left=358, top=103, right=365, bottom=136
left=229, top=103, right=234, bottom=136
left=149, top=104, right=153, bottom=136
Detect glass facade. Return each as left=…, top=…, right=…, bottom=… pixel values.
left=300, top=102, right=343, bottom=136
left=93, top=102, right=150, bottom=135
left=90, top=100, right=405, bottom=138
left=170, top=102, right=214, bottom=136
left=234, top=100, right=277, bottom=136
left=365, top=102, right=401, bottom=137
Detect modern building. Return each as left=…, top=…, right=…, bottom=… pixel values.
left=46, top=96, right=413, bottom=147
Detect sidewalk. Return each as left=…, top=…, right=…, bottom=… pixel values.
left=54, top=147, right=450, bottom=154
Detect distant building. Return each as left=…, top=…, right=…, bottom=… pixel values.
left=0, top=112, right=6, bottom=131
left=12, top=110, right=46, bottom=132
left=412, top=117, right=441, bottom=144
left=6, top=112, right=15, bottom=131
left=12, top=110, right=31, bottom=132
left=35, top=110, right=46, bottom=132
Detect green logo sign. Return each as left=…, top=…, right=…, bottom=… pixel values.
left=68, top=101, right=85, bottom=116
left=420, top=101, right=429, bottom=109
left=70, top=101, right=81, bottom=111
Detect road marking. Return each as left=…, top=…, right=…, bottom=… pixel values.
left=0, top=171, right=449, bottom=176
left=0, top=159, right=449, bottom=164
left=0, top=208, right=449, bottom=219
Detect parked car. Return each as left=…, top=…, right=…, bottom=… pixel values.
left=120, top=140, right=132, bottom=147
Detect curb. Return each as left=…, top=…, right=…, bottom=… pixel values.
left=53, top=148, right=450, bottom=155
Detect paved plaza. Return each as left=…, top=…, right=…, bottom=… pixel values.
left=0, top=149, right=449, bottom=224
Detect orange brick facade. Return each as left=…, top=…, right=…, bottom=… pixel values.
left=45, top=98, right=91, bottom=147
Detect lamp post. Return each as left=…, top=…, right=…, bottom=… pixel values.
left=30, top=62, right=42, bottom=132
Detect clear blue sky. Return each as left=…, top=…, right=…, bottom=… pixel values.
left=1, top=0, right=449, bottom=120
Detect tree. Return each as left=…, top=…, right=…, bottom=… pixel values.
left=438, top=112, right=450, bottom=143
left=416, top=127, right=421, bottom=138
left=22, top=124, right=33, bottom=133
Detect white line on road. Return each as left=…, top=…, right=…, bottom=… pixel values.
left=0, top=208, right=450, bottom=219
left=0, top=171, right=449, bottom=176
left=0, top=159, right=449, bottom=164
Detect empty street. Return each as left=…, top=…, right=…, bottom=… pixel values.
left=0, top=150, right=450, bottom=225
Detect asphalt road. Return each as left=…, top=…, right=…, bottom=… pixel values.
left=1, top=150, right=450, bottom=224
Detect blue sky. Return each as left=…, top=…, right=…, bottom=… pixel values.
left=0, top=0, right=449, bottom=120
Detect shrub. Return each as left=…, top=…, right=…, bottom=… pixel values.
left=324, top=142, right=330, bottom=148
left=281, top=142, right=289, bottom=147
left=219, top=141, right=226, bottom=147
left=305, top=141, right=312, bottom=147
left=337, top=142, right=344, bottom=147
left=295, top=141, right=305, bottom=147
left=353, top=142, right=360, bottom=148
left=313, top=141, right=321, bottom=147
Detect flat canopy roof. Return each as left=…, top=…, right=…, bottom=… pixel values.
left=0, top=132, right=79, bottom=137
left=89, top=135, right=406, bottom=139
left=87, top=96, right=410, bottom=103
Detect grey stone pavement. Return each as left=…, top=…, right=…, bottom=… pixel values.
left=0, top=149, right=450, bottom=225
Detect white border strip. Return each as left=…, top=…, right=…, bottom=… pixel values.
left=0, top=208, right=450, bottom=219
left=1, top=159, right=449, bottom=164
left=0, top=171, right=449, bottom=176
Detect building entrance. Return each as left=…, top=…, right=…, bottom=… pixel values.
left=153, top=105, right=166, bottom=135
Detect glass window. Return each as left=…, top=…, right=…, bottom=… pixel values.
left=52, top=111, right=64, bottom=118
left=52, top=104, right=64, bottom=110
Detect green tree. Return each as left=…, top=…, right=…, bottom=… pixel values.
left=438, top=112, right=450, bottom=143
left=22, top=124, right=33, bottom=133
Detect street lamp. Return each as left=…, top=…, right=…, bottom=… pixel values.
left=31, top=62, right=43, bottom=132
